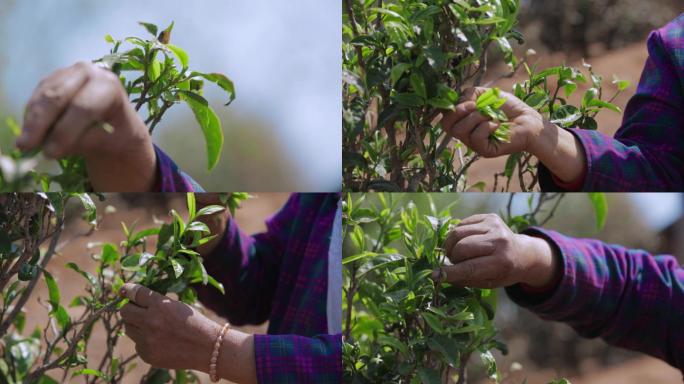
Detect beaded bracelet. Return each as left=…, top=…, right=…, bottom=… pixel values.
left=209, top=323, right=230, bottom=382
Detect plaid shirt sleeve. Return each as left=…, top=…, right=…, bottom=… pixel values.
left=254, top=334, right=342, bottom=384
left=506, top=227, right=684, bottom=372
left=194, top=197, right=294, bottom=325
left=153, top=144, right=204, bottom=192
left=539, top=15, right=684, bottom=191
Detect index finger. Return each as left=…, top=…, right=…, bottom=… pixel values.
left=443, top=223, right=488, bottom=262
left=441, top=101, right=477, bottom=133
left=17, top=63, right=91, bottom=151
left=120, top=283, right=164, bottom=309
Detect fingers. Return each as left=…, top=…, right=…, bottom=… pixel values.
left=458, top=214, right=492, bottom=226
left=469, top=121, right=501, bottom=157
left=44, top=73, right=120, bottom=158
left=120, top=302, right=147, bottom=325
left=448, top=234, right=496, bottom=262
left=120, top=283, right=164, bottom=308
left=123, top=321, right=144, bottom=342
left=18, top=62, right=91, bottom=151
left=459, top=87, right=482, bottom=102
left=441, top=101, right=477, bottom=133
left=443, top=224, right=488, bottom=261
left=448, top=110, right=490, bottom=147
left=439, top=257, right=503, bottom=288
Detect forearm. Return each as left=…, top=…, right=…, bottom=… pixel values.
left=529, top=121, right=587, bottom=185
left=516, top=233, right=561, bottom=289
left=508, top=228, right=684, bottom=367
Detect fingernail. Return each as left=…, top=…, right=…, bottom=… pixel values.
left=119, top=287, right=127, bottom=297
left=431, top=269, right=441, bottom=280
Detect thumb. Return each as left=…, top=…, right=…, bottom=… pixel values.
left=119, top=283, right=163, bottom=308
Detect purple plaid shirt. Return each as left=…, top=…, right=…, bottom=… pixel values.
left=506, top=228, right=684, bottom=375
left=154, top=149, right=342, bottom=383
left=539, top=13, right=684, bottom=191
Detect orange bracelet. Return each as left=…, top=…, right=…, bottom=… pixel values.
left=209, top=323, right=230, bottom=382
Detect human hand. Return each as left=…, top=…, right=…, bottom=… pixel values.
left=441, top=87, right=547, bottom=158
left=433, top=214, right=559, bottom=288
left=119, top=283, right=221, bottom=372
left=17, top=61, right=156, bottom=191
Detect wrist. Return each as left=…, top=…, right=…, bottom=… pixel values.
left=83, top=134, right=156, bottom=192
left=517, top=234, right=560, bottom=288
left=529, top=120, right=587, bottom=184
left=189, top=320, right=223, bottom=372
left=526, top=118, right=557, bottom=159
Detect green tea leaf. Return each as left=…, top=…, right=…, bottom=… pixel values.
left=139, top=22, right=159, bottom=37
left=167, top=44, right=189, bottom=68
left=148, top=59, right=162, bottom=82
left=588, top=193, right=608, bottom=230
left=101, top=243, right=119, bottom=265
left=342, top=252, right=378, bottom=265
left=179, top=91, right=224, bottom=171
left=72, top=368, right=106, bottom=379
left=390, top=63, right=412, bottom=86
left=43, top=270, right=60, bottom=309
left=422, top=312, right=444, bottom=333
left=417, top=367, right=441, bottom=384
left=196, top=205, right=226, bottom=217
left=170, top=259, right=184, bottom=278
left=66, top=262, right=97, bottom=286
left=190, top=72, right=236, bottom=106
left=186, top=193, right=196, bottom=220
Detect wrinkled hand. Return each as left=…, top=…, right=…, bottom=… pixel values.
left=17, top=61, right=156, bottom=191
left=119, top=283, right=221, bottom=371
left=432, top=214, right=559, bottom=288
left=441, top=87, right=546, bottom=158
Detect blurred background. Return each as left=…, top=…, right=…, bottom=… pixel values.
left=0, top=0, right=341, bottom=191
left=468, top=0, right=683, bottom=189
left=366, top=192, right=683, bottom=383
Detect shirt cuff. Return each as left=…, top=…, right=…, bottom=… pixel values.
left=253, top=334, right=342, bottom=384
left=153, top=144, right=205, bottom=192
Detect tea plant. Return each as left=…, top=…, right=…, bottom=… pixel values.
left=342, top=192, right=604, bottom=383
left=0, top=192, right=248, bottom=383
left=0, top=21, right=236, bottom=192
left=342, top=0, right=629, bottom=192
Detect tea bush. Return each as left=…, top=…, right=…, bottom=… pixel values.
left=0, top=192, right=248, bottom=383
left=342, top=0, right=629, bottom=192
left=342, top=192, right=605, bottom=383
left=0, top=21, right=235, bottom=192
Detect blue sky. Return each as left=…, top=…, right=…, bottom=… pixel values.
left=0, top=0, right=341, bottom=190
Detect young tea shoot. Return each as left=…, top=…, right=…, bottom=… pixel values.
left=475, top=88, right=511, bottom=144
